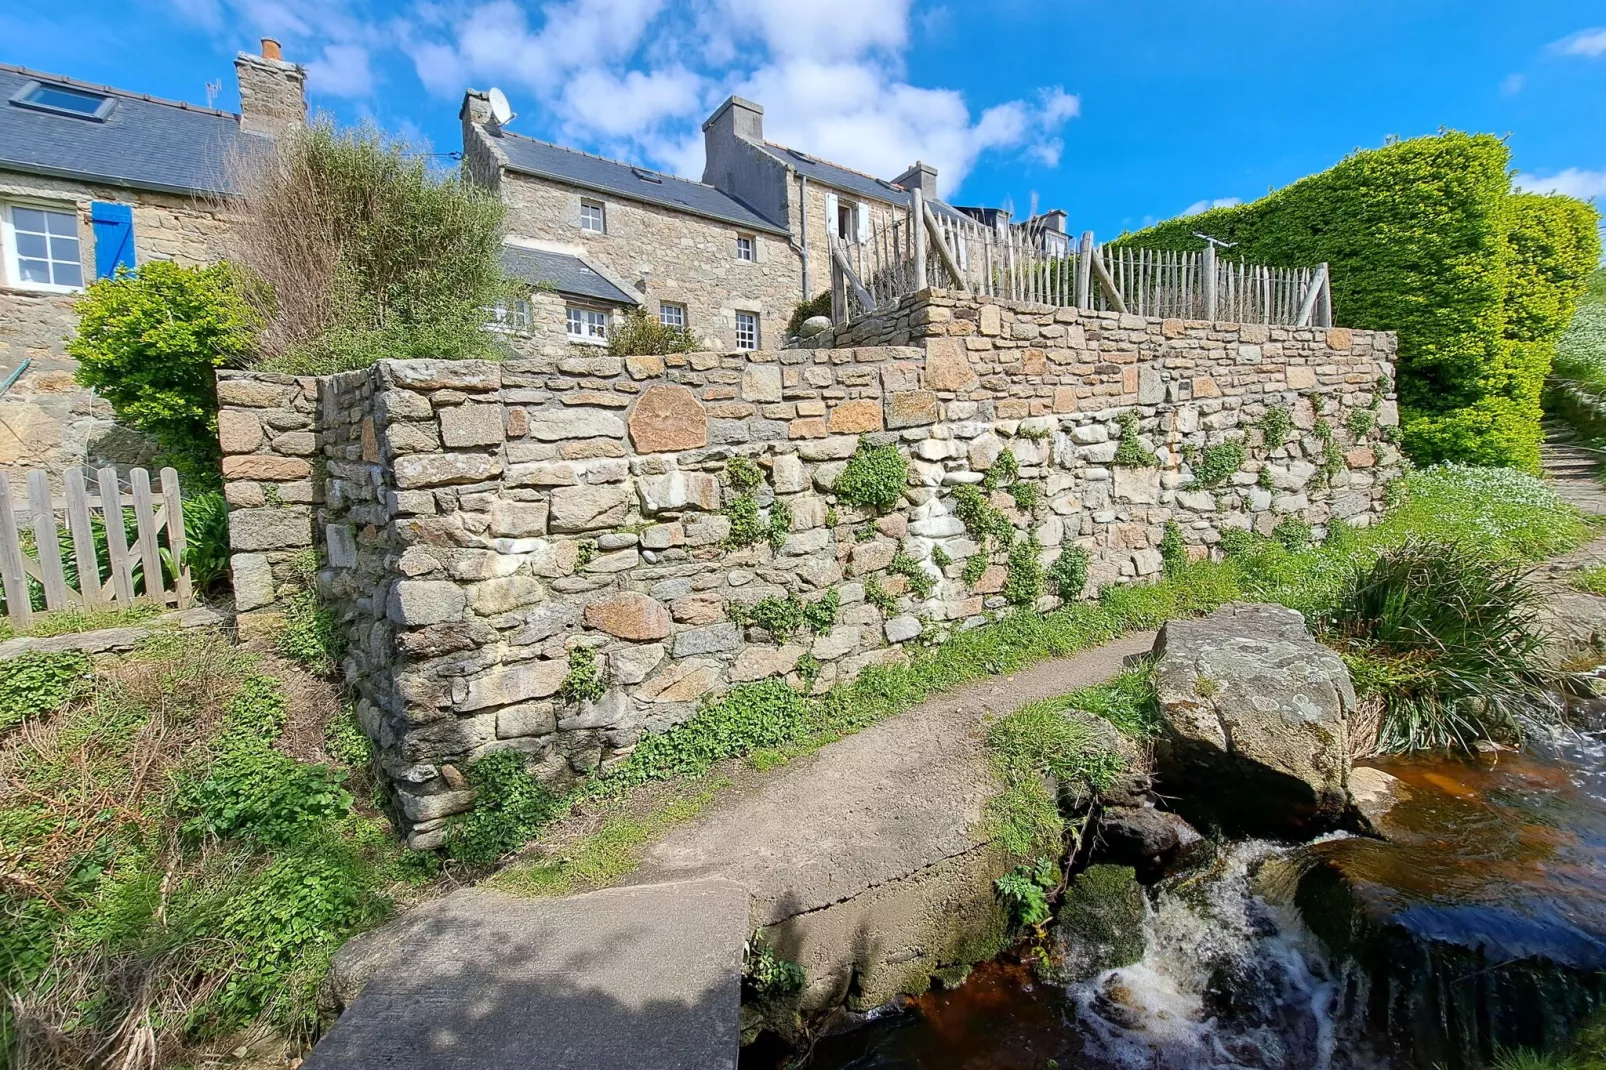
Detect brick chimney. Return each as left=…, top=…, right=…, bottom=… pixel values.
left=234, top=38, right=306, bottom=137
left=894, top=161, right=939, bottom=201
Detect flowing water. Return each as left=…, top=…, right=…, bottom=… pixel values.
left=761, top=720, right=1606, bottom=1070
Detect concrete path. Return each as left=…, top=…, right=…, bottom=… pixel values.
left=304, top=879, right=750, bottom=1070
left=306, top=631, right=1156, bottom=1064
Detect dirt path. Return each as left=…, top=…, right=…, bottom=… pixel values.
left=1543, top=419, right=1606, bottom=517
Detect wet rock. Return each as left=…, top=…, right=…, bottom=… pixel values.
left=1346, top=765, right=1412, bottom=840
left=1047, top=864, right=1146, bottom=983
left=1095, top=806, right=1205, bottom=881
left=1151, top=602, right=1354, bottom=835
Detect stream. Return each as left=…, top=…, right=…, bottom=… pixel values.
left=750, top=719, right=1606, bottom=1070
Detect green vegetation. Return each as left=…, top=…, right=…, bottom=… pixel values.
left=864, top=577, right=898, bottom=614
left=834, top=438, right=910, bottom=512
left=0, top=602, right=160, bottom=644
left=982, top=447, right=1020, bottom=491
left=730, top=590, right=839, bottom=641
left=1059, top=668, right=1162, bottom=739
left=1010, top=480, right=1040, bottom=513
left=1345, top=408, right=1376, bottom=439
left=1158, top=521, right=1188, bottom=575
left=1325, top=540, right=1558, bottom=753
left=1491, top=1007, right=1606, bottom=1069
left=954, top=484, right=1016, bottom=552
left=985, top=695, right=1126, bottom=860
left=1548, top=267, right=1606, bottom=444
left=0, top=650, right=91, bottom=730
left=608, top=306, right=698, bottom=355
left=994, top=858, right=1059, bottom=927
left=1, top=632, right=420, bottom=1065
left=1188, top=441, right=1246, bottom=488
left=1259, top=404, right=1294, bottom=446
left=1121, top=132, right=1601, bottom=471
left=560, top=646, right=607, bottom=704
left=786, top=291, right=833, bottom=336
left=1003, top=537, right=1044, bottom=607
left=742, top=931, right=807, bottom=996
left=1112, top=413, right=1157, bottom=468
left=890, top=552, right=936, bottom=600
left=1273, top=515, right=1312, bottom=551
left=1048, top=546, right=1090, bottom=601
left=726, top=455, right=764, bottom=492
left=1574, top=566, right=1606, bottom=597
left=70, top=261, right=260, bottom=488
left=724, top=494, right=788, bottom=551
left=448, top=751, right=561, bottom=866
left=235, top=119, right=514, bottom=375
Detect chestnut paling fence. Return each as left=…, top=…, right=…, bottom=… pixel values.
left=0, top=465, right=193, bottom=626
left=828, top=191, right=1332, bottom=329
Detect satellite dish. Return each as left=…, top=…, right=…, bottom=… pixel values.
left=487, top=87, right=515, bottom=126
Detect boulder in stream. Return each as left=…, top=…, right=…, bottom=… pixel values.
left=1046, top=864, right=1146, bottom=983
left=1095, top=805, right=1206, bottom=881
left=1151, top=602, right=1354, bottom=835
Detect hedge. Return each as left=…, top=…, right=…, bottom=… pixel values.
left=1119, top=132, right=1601, bottom=472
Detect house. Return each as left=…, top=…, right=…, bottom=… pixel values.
left=463, top=91, right=1049, bottom=355
left=0, top=40, right=305, bottom=477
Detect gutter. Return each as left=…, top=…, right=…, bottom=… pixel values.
left=0, top=359, right=31, bottom=397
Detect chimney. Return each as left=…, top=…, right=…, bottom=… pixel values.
left=894, top=161, right=939, bottom=201
left=702, top=96, right=764, bottom=161
left=1037, top=209, right=1067, bottom=234
left=234, top=38, right=306, bottom=136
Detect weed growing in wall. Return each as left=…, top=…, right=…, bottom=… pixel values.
left=953, top=485, right=1016, bottom=552
left=834, top=438, right=909, bottom=512
left=727, top=456, right=763, bottom=492
left=890, top=552, right=936, bottom=599
left=962, top=554, right=989, bottom=587
left=932, top=545, right=952, bottom=569
left=1112, top=414, right=1157, bottom=468
left=1273, top=516, right=1313, bottom=551
left=994, top=858, right=1059, bottom=928
left=744, top=930, right=807, bottom=996
left=449, top=751, right=561, bottom=866
left=1259, top=404, right=1294, bottom=446
left=1004, top=537, right=1044, bottom=607
left=1187, top=442, right=1246, bottom=489
left=1048, top=546, right=1090, bottom=601
left=734, top=591, right=839, bottom=642
left=560, top=647, right=606, bottom=704
left=1346, top=408, right=1376, bottom=439
left=1010, top=481, right=1040, bottom=513
left=1158, top=521, right=1188, bottom=576
left=864, top=578, right=898, bottom=614
left=982, top=448, right=1020, bottom=491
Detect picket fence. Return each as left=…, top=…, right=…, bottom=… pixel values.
left=0, top=466, right=192, bottom=627
left=828, top=190, right=1333, bottom=330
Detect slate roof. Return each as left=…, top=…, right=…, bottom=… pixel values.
left=758, top=142, right=969, bottom=220
left=490, top=130, right=790, bottom=236
left=499, top=245, right=637, bottom=305
left=0, top=63, right=254, bottom=196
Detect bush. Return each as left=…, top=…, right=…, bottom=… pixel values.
left=231, top=119, right=513, bottom=374
left=449, top=751, right=560, bottom=865
left=833, top=438, right=909, bottom=512
left=1324, top=541, right=1560, bottom=753
left=1003, top=537, right=1043, bottom=607
left=994, top=858, right=1058, bottom=928
left=179, top=492, right=232, bottom=596
left=608, top=306, right=698, bottom=355
left=1120, top=132, right=1602, bottom=471
left=786, top=291, right=833, bottom=336
left=1048, top=546, right=1089, bottom=601
left=69, top=261, right=260, bottom=487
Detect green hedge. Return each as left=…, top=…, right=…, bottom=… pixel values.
left=1119, top=132, right=1601, bottom=471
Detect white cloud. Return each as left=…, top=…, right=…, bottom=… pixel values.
left=557, top=67, right=707, bottom=140
left=716, top=0, right=909, bottom=62
left=307, top=43, right=374, bottom=97
left=1500, top=72, right=1525, bottom=95
left=1553, top=27, right=1606, bottom=58
left=1517, top=168, right=1606, bottom=200
left=1181, top=196, right=1241, bottom=217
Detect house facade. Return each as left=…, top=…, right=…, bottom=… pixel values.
left=0, top=41, right=305, bottom=478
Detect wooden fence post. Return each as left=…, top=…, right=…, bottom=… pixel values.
left=1076, top=231, right=1094, bottom=310
left=1295, top=262, right=1329, bottom=327
left=911, top=188, right=928, bottom=292
left=28, top=471, right=70, bottom=611
left=922, top=203, right=968, bottom=295
left=1203, top=243, right=1218, bottom=322
left=0, top=475, right=32, bottom=628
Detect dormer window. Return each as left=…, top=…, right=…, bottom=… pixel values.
left=10, top=80, right=115, bottom=121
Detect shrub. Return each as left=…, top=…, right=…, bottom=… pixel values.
left=1158, top=521, right=1187, bottom=575
left=608, top=306, right=698, bottom=355
left=69, top=261, right=260, bottom=488
left=1323, top=540, right=1561, bottom=753
left=449, top=751, right=560, bottom=865
left=1112, top=413, right=1156, bottom=467
left=1120, top=132, right=1602, bottom=470
left=994, top=858, right=1058, bottom=928
left=1003, top=537, right=1043, bottom=607
left=560, top=647, right=606, bottom=704
left=0, top=650, right=90, bottom=730
left=786, top=292, right=834, bottom=336
left=231, top=119, right=513, bottom=374
left=834, top=439, right=908, bottom=512
left=1189, top=442, right=1245, bottom=488
left=1048, top=546, right=1089, bottom=601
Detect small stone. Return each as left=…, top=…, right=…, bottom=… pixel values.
left=884, top=615, right=921, bottom=643
left=230, top=553, right=275, bottom=610
left=638, top=661, right=720, bottom=703
left=393, top=452, right=502, bottom=489
left=217, top=409, right=263, bottom=453
left=885, top=390, right=940, bottom=429
left=609, top=643, right=666, bottom=685
left=387, top=580, right=466, bottom=627
left=549, top=484, right=630, bottom=532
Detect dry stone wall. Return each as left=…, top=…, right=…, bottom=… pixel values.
left=220, top=289, right=1400, bottom=846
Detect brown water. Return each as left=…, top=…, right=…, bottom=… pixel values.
left=754, top=726, right=1606, bottom=1070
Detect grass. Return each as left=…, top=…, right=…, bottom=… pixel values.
left=1574, top=566, right=1606, bottom=596
left=0, top=630, right=432, bottom=1067
left=0, top=601, right=162, bottom=642
left=1492, top=1006, right=1606, bottom=1069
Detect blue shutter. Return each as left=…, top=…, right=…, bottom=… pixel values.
left=90, top=201, right=134, bottom=279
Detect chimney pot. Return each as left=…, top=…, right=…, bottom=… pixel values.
left=260, top=37, right=282, bottom=61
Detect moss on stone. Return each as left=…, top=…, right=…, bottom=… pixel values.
left=1050, top=864, right=1145, bottom=982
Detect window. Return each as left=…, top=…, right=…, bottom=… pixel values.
left=566, top=306, right=608, bottom=342
left=489, top=298, right=530, bottom=332
left=3, top=204, right=83, bottom=290
left=10, top=80, right=115, bottom=121
left=836, top=201, right=854, bottom=240
left=580, top=199, right=606, bottom=234
left=659, top=303, right=685, bottom=328
left=735, top=235, right=755, bottom=261
left=735, top=311, right=759, bottom=351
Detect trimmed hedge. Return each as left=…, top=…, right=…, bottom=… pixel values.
left=1119, top=132, right=1601, bottom=472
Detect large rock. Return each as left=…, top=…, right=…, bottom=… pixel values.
left=585, top=592, right=672, bottom=640
left=1094, top=806, right=1205, bottom=881
left=1151, top=602, right=1354, bottom=834
left=1047, top=864, right=1146, bottom=983
left=630, top=385, right=708, bottom=453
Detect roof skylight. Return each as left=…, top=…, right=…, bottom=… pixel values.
left=10, top=80, right=116, bottom=121
left=631, top=167, right=663, bottom=184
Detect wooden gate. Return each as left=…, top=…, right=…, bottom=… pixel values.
left=0, top=466, right=191, bottom=628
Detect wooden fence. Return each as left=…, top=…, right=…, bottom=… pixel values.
left=0, top=466, right=191, bottom=628
left=829, top=190, right=1332, bottom=329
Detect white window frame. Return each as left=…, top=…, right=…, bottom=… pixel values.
left=735, top=235, right=755, bottom=262
left=1, top=200, right=85, bottom=293
left=735, top=310, right=759, bottom=351
left=659, top=302, right=686, bottom=329
left=579, top=198, right=606, bottom=234
left=566, top=305, right=609, bottom=345
left=488, top=297, right=531, bottom=334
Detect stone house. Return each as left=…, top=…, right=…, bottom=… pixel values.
left=462, top=91, right=1033, bottom=355
left=0, top=40, right=305, bottom=479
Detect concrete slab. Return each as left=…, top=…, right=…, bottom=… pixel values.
left=305, top=879, right=749, bottom=1070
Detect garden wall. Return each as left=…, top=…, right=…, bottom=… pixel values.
left=219, top=289, right=1400, bottom=846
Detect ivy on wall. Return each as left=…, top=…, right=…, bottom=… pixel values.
left=1119, top=132, right=1601, bottom=472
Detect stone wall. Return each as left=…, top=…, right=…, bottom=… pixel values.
left=0, top=170, right=234, bottom=483
left=220, top=291, right=1400, bottom=846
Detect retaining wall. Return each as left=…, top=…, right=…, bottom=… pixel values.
left=220, top=289, right=1400, bottom=846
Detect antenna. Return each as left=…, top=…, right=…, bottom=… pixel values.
left=1192, top=232, right=1237, bottom=249
left=205, top=78, right=222, bottom=108
left=487, top=87, right=515, bottom=127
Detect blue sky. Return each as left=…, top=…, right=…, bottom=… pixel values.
left=4, top=1, right=1604, bottom=238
